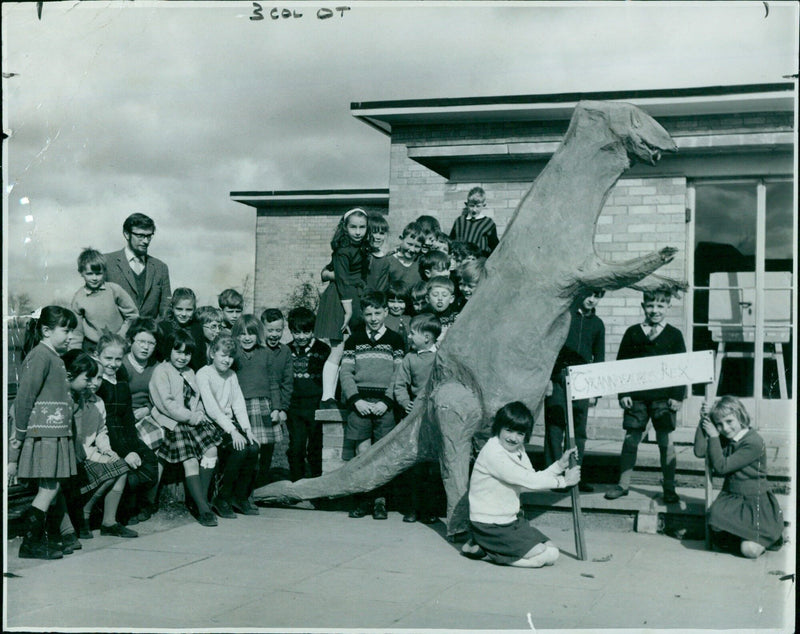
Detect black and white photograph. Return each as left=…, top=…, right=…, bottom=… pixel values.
left=3, top=1, right=797, bottom=631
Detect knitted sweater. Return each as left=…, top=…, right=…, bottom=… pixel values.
left=289, top=339, right=330, bottom=408
left=196, top=366, right=251, bottom=434
left=148, top=362, right=205, bottom=432
left=234, top=346, right=271, bottom=400
left=265, top=343, right=294, bottom=412
left=392, top=347, right=436, bottom=411
left=121, top=355, right=157, bottom=413
left=70, top=282, right=139, bottom=349
left=617, top=322, right=686, bottom=401
left=449, top=215, right=499, bottom=257
left=340, top=326, right=405, bottom=408
left=469, top=436, right=566, bottom=524
left=387, top=253, right=423, bottom=290
left=12, top=343, right=72, bottom=441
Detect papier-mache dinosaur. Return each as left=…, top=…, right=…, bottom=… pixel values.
left=255, top=100, right=686, bottom=537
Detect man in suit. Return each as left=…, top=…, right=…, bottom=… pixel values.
left=104, top=213, right=171, bottom=319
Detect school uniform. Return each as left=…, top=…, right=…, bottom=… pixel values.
left=73, top=396, right=130, bottom=495
left=235, top=347, right=283, bottom=445
left=149, top=361, right=223, bottom=463
left=695, top=427, right=784, bottom=549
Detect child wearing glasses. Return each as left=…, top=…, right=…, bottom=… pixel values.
left=190, top=306, right=226, bottom=371
left=449, top=187, right=499, bottom=258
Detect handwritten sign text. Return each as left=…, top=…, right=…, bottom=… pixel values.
left=566, top=351, right=714, bottom=401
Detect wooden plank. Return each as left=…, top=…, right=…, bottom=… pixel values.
left=565, top=374, right=586, bottom=561
left=567, top=351, right=715, bottom=401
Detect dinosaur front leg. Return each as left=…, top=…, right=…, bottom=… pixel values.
left=563, top=247, right=685, bottom=297
left=431, top=381, right=483, bottom=538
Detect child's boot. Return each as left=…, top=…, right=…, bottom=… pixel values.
left=19, top=507, right=63, bottom=560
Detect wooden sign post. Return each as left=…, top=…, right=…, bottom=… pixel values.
left=564, top=350, right=715, bottom=559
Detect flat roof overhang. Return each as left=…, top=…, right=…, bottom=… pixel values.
left=351, top=83, right=796, bottom=135
left=230, top=188, right=390, bottom=214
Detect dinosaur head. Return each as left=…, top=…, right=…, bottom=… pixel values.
left=581, top=100, right=677, bottom=165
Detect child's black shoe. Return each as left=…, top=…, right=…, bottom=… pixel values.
left=372, top=499, right=388, bottom=520
left=402, top=511, right=418, bottom=523
left=212, top=497, right=237, bottom=519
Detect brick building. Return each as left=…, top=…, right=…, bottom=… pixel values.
left=233, top=83, right=795, bottom=443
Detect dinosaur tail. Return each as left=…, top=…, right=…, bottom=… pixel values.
left=252, top=402, right=428, bottom=503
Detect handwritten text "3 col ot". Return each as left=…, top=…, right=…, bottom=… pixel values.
left=250, top=4, right=351, bottom=20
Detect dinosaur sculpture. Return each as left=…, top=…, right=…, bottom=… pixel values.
left=255, top=100, right=684, bottom=537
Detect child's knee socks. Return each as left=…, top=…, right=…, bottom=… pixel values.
left=320, top=360, right=339, bottom=401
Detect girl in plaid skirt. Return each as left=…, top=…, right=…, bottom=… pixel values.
left=232, top=315, right=284, bottom=491
left=149, top=329, right=223, bottom=527
left=65, top=351, right=137, bottom=539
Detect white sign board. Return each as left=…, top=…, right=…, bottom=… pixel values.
left=566, top=351, right=715, bottom=401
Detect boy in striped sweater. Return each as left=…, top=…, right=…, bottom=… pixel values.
left=339, top=291, right=405, bottom=519
left=449, top=187, right=499, bottom=258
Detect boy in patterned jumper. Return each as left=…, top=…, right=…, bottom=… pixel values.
left=286, top=307, right=330, bottom=482
left=605, top=289, right=686, bottom=504
left=339, top=291, right=405, bottom=519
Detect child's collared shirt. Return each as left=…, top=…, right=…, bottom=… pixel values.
left=70, top=282, right=139, bottom=349
left=392, top=344, right=437, bottom=411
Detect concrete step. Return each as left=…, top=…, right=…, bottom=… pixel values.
left=522, top=483, right=792, bottom=536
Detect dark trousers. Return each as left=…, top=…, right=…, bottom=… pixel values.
left=544, top=382, right=589, bottom=466
left=217, top=439, right=260, bottom=502
left=287, top=406, right=323, bottom=482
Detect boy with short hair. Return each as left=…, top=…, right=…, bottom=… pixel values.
left=449, top=240, right=481, bottom=270
left=415, top=215, right=441, bottom=255
left=409, top=281, right=429, bottom=316
left=286, top=307, right=330, bottom=481
left=449, top=186, right=499, bottom=258
left=431, top=231, right=452, bottom=256
left=260, top=308, right=293, bottom=479
left=70, top=248, right=139, bottom=352
left=218, top=289, right=244, bottom=333
left=605, top=290, right=686, bottom=503
left=425, top=277, right=458, bottom=341
left=418, top=250, right=451, bottom=282
left=393, top=313, right=442, bottom=523
left=339, top=291, right=405, bottom=519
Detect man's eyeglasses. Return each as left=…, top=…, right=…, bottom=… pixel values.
left=130, top=231, right=155, bottom=240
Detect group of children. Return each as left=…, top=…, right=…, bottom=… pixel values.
left=7, top=186, right=784, bottom=564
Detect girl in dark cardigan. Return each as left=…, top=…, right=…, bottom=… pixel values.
left=695, top=396, right=784, bottom=558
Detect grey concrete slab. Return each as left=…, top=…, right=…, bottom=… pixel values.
left=157, top=552, right=331, bottom=588
left=6, top=604, right=208, bottom=630
left=215, top=590, right=415, bottom=629
left=282, top=566, right=458, bottom=606
left=391, top=603, right=535, bottom=630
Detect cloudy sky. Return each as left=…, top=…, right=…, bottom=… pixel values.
left=3, top=1, right=798, bottom=311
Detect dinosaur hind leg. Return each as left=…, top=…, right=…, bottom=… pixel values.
left=431, top=381, right=483, bottom=538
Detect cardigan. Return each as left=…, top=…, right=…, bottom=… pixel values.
left=196, top=366, right=252, bottom=434
left=69, top=282, right=139, bottom=349
left=694, top=427, right=770, bottom=495
left=265, top=343, right=294, bottom=412
left=550, top=306, right=605, bottom=380
left=340, top=326, right=405, bottom=408
left=617, top=322, right=686, bottom=402
left=392, top=347, right=436, bottom=411
left=12, top=343, right=72, bottom=441
left=148, top=361, right=205, bottom=431
left=469, top=436, right=566, bottom=524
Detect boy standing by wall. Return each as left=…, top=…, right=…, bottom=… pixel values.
left=544, top=290, right=605, bottom=492
left=340, top=291, right=405, bottom=520
left=605, top=290, right=686, bottom=504
left=286, top=307, right=330, bottom=482
left=260, top=308, right=293, bottom=481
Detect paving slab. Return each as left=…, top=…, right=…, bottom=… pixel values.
left=4, top=506, right=795, bottom=632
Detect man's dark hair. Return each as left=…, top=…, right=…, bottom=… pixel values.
left=123, top=213, right=156, bottom=234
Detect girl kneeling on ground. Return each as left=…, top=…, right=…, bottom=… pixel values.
left=463, top=401, right=580, bottom=567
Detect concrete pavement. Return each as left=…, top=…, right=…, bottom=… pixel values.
left=4, top=504, right=795, bottom=632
